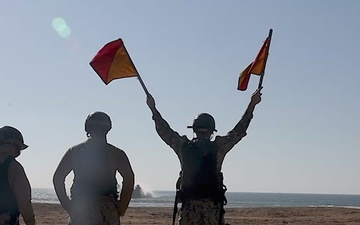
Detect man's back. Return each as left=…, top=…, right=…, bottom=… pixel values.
left=69, top=140, right=118, bottom=199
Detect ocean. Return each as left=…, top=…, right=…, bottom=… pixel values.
left=32, top=188, right=360, bottom=208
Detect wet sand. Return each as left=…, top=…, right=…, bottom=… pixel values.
left=21, top=203, right=360, bottom=225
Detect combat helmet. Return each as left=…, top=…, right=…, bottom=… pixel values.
left=85, top=111, right=112, bottom=134
left=187, top=113, right=217, bottom=132
left=0, top=126, right=28, bottom=150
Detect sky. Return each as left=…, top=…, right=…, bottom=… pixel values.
left=1, top=1, right=360, bottom=195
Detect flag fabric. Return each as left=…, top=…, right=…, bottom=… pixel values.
left=238, top=37, right=270, bottom=91
left=90, top=39, right=138, bottom=85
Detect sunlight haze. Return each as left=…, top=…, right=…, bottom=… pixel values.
left=1, top=1, right=359, bottom=195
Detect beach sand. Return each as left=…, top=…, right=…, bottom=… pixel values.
left=21, top=203, right=360, bottom=225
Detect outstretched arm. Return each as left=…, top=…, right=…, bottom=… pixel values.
left=236, top=86, right=262, bottom=131
left=53, top=150, right=73, bottom=214
left=245, top=86, right=262, bottom=115
left=216, top=87, right=263, bottom=152
left=146, top=93, right=160, bottom=118
left=146, top=94, right=187, bottom=152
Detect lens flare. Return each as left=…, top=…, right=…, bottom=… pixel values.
left=58, top=26, right=71, bottom=38
left=52, top=17, right=71, bottom=38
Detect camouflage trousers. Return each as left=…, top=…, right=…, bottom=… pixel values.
left=179, top=199, right=225, bottom=225
left=0, top=213, right=19, bottom=225
left=69, top=197, right=120, bottom=225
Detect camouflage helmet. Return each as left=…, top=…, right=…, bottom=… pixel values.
left=187, top=113, right=217, bottom=132
left=85, top=111, right=112, bottom=134
left=0, top=126, right=28, bottom=150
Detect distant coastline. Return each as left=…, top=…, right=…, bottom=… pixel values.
left=32, top=188, right=360, bottom=208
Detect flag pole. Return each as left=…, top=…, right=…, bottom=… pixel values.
left=258, top=29, right=273, bottom=89
left=123, top=45, right=150, bottom=96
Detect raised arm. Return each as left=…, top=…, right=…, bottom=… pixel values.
left=10, top=161, right=35, bottom=225
left=216, top=87, right=263, bottom=153
left=146, top=94, right=187, bottom=152
left=116, top=150, right=135, bottom=216
left=53, top=150, right=73, bottom=214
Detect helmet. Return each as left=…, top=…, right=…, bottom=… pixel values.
left=187, top=113, right=217, bottom=132
left=85, top=111, right=112, bottom=134
left=0, top=126, right=28, bottom=150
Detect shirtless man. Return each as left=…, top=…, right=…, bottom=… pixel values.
left=53, top=112, right=134, bottom=225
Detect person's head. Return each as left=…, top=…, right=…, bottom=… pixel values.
left=187, top=113, right=217, bottom=139
left=0, top=126, right=28, bottom=157
left=85, top=111, right=112, bottom=138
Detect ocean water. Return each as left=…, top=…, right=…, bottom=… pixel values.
left=32, top=188, right=360, bottom=208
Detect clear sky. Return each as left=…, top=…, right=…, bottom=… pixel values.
left=1, top=1, right=359, bottom=195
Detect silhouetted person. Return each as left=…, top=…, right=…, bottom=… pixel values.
left=146, top=88, right=262, bottom=225
left=53, top=112, right=134, bottom=225
left=0, top=126, right=35, bottom=225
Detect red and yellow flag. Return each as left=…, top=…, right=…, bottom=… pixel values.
left=90, top=39, right=138, bottom=85
left=238, top=37, right=270, bottom=91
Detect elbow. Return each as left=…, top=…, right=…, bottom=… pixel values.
left=52, top=172, right=63, bottom=189
left=129, top=172, right=135, bottom=185
left=52, top=172, right=58, bottom=186
left=125, top=172, right=135, bottom=186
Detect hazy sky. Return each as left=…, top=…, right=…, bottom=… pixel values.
left=1, top=1, right=359, bottom=194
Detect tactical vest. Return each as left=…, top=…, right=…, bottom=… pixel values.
left=172, top=139, right=228, bottom=225
left=0, top=157, right=19, bottom=215
left=177, top=139, right=227, bottom=202
left=70, top=143, right=118, bottom=200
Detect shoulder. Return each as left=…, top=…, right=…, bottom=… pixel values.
left=213, top=135, right=222, bottom=142
left=106, top=143, right=127, bottom=156
left=9, top=159, right=23, bottom=170
left=179, top=135, right=190, bottom=145
left=181, top=135, right=189, bottom=140
left=8, top=159, right=26, bottom=177
left=69, top=141, right=88, bottom=150
left=106, top=144, right=132, bottom=167
left=67, top=141, right=88, bottom=154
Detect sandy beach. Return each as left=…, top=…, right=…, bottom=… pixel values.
left=19, top=203, right=360, bottom=225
